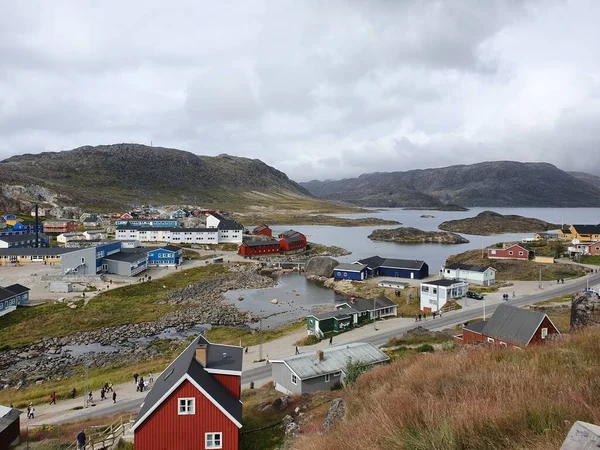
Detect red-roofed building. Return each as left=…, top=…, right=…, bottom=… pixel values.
left=252, top=224, right=272, bottom=237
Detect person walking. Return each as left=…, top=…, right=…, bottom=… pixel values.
left=71, top=387, right=77, bottom=399
left=133, top=373, right=139, bottom=385
left=328, top=336, right=333, bottom=346
left=295, top=346, right=299, bottom=355
left=50, top=391, right=56, bottom=405
left=100, top=388, right=105, bottom=401
left=113, top=391, right=117, bottom=403
left=415, top=314, right=418, bottom=322
left=148, top=373, right=154, bottom=384
left=512, top=291, right=516, bottom=298
left=432, top=311, right=436, bottom=319
left=77, top=429, right=86, bottom=450
left=418, top=313, right=422, bottom=322
left=108, top=382, right=113, bottom=392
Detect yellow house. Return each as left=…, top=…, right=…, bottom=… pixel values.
left=5, top=218, right=23, bottom=227
left=558, top=228, right=574, bottom=241
left=569, top=225, right=600, bottom=242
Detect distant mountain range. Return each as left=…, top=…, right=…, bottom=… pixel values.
left=300, top=161, right=600, bottom=208
left=0, top=144, right=311, bottom=211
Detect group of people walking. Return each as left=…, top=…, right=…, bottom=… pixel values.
left=134, top=372, right=153, bottom=392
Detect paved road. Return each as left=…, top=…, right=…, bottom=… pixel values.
left=241, top=272, right=600, bottom=385
left=52, top=271, right=600, bottom=425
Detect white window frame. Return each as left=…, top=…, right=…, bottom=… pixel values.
left=325, top=374, right=331, bottom=382
left=205, top=432, right=222, bottom=449
left=541, top=327, right=548, bottom=339
left=508, top=251, right=513, bottom=255
left=487, top=337, right=494, bottom=343
left=178, top=397, right=195, bottom=415
left=291, top=373, right=297, bottom=385
left=334, top=371, right=341, bottom=376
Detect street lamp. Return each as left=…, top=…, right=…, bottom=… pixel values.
left=373, top=297, right=377, bottom=330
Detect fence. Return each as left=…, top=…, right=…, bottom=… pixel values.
left=63, top=414, right=135, bottom=450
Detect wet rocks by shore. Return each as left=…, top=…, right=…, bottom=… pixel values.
left=368, top=227, right=469, bottom=244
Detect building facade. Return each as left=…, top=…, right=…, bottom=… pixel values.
left=43, top=219, right=77, bottom=234
left=441, top=263, right=496, bottom=286
left=131, top=336, right=242, bottom=450
left=333, top=263, right=368, bottom=281
left=0, top=233, right=48, bottom=248
left=487, top=244, right=530, bottom=260
left=420, top=279, right=468, bottom=313
left=357, top=256, right=429, bottom=279
left=61, top=242, right=122, bottom=276
left=0, top=284, right=30, bottom=316
left=115, top=219, right=180, bottom=227
left=147, top=246, right=183, bottom=266
left=252, top=224, right=272, bottom=237
left=238, top=240, right=281, bottom=257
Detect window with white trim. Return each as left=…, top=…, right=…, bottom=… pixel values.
left=325, top=374, right=331, bottom=382
left=291, top=373, right=297, bottom=385
left=508, top=251, right=513, bottom=255
left=487, top=337, right=494, bottom=343
left=178, top=397, right=195, bottom=415
left=518, top=251, right=523, bottom=256
left=541, top=327, right=548, bottom=339
left=334, top=371, right=341, bottom=376
left=205, top=432, right=222, bottom=449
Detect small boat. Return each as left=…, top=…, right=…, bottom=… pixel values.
left=237, top=296, right=244, bottom=301
left=270, top=298, right=278, bottom=304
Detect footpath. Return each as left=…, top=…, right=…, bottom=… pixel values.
left=27, top=273, right=592, bottom=427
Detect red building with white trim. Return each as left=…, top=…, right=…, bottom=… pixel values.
left=279, top=235, right=306, bottom=253
left=487, top=244, right=530, bottom=260
left=278, top=229, right=307, bottom=245
left=131, top=336, right=243, bottom=450
left=454, top=304, right=559, bottom=348
left=252, top=224, right=272, bottom=237
left=238, top=240, right=281, bottom=257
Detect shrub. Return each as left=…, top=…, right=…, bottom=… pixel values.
left=417, top=344, right=434, bottom=353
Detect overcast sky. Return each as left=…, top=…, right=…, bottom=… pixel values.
left=1, top=1, right=599, bottom=181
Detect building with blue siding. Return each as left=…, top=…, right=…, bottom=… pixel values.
left=357, top=255, right=429, bottom=280
left=170, top=209, right=187, bottom=219
left=0, top=284, right=30, bottom=316
left=147, top=245, right=183, bottom=266
left=61, top=241, right=122, bottom=276
left=0, top=233, right=49, bottom=248
left=11, top=221, right=44, bottom=234
left=333, top=263, right=368, bottom=280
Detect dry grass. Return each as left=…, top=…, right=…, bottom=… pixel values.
left=295, top=326, right=600, bottom=450
left=447, top=249, right=586, bottom=281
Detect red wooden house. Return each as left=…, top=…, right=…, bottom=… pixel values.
left=131, top=336, right=243, bottom=450
left=454, top=304, right=559, bottom=349
left=279, top=235, right=306, bottom=253
left=487, top=244, right=529, bottom=260
left=42, top=219, right=77, bottom=234
left=238, top=240, right=281, bottom=257
left=278, top=229, right=307, bottom=245
left=252, top=224, right=272, bottom=237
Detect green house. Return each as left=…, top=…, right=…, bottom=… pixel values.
left=306, top=308, right=358, bottom=338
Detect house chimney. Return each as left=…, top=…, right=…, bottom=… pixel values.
left=195, top=344, right=207, bottom=367
left=316, top=350, right=324, bottom=361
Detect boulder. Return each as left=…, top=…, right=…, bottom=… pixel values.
left=571, top=292, right=596, bottom=330
left=305, top=256, right=339, bottom=278
left=272, top=396, right=291, bottom=411
left=560, top=421, right=600, bottom=450
left=322, top=398, right=345, bottom=433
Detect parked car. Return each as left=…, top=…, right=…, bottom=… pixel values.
left=466, top=291, right=484, bottom=300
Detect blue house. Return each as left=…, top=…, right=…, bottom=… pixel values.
left=333, top=263, right=368, bottom=281
left=357, top=256, right=429, bottom=280
left=0, top=284, right=30, bottom=316
left=147, top=245, right=183, bottom=266
left=0, top=233, right=49, bottom=248
left=170, top=209, right=187, bottom=219
left=12, top=221, right=44, bottom=234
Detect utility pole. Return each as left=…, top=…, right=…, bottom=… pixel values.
left=538, top=265, right=542, bottom=290
left=84, top=360, right=88, bottom=409
left=258, top=319, right=263, bottom=361
left=481, top=237, right=484, bottom=258
left=483, top=296, right=486, bottom=321
left=373, top=297, right=377, bottom=330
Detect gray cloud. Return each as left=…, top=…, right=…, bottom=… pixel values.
left=0, top=0, right=599, bottom=182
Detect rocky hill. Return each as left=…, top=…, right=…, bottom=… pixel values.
left=438, top=211, right=561, bottom=236
left=568, top=171, right=600, bottom=190
left=0, top=144, right=312, bottom=210
left=301, top=161, right=600, bottom=207
left=368, top=227, right=469, bottom=244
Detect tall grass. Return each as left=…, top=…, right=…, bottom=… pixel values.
left=296, top=326, right=600, bottom=450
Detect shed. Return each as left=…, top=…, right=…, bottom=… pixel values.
left=0, top=405, right=21, bottom=450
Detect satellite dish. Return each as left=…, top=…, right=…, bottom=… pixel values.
left=572, top=239, right=580, bottom=245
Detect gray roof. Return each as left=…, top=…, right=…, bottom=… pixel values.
left=334, top=263, right=367, bottom=272
left=358, top=255, right=426, bottom=270
left=103, top=251, right=147, bottom=263
left=4, top=284, right=30, bottom=295
left=0, top=288, right=17, bottom=302
left=243, top=239, right=280, bottom=247
left=0, top=248, right=72, bottom=256
left=134, top=335, right=242, bottom=429
left=83, top=217, right=100, bottom=223
left=0, top=233, right=46, bottom=243
left=463, top=320, right=487, bottom=334
left=279, top=229, right=304, bottom=238
left=481, top=304, right=552, bottom=346
left=282, top=235, right=304, bottom=244
left=0, top=406, right=21, bottom=436
left=422, top=279, right=465, bottom=287
left=273, top=342, right=389, bottom=380
left=338, top=297, right=396, bottom=313
left=445, top=263, right=495, bottom=273
left=309, top=308, right=358, bottom=321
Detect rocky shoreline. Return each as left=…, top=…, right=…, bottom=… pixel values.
left=368, top=227, right=469, bottom=244
left=0, top=265, right=274, bottom=389
left=438, top=211, right=561, bottom=236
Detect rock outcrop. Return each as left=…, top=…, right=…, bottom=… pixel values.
left=368, top=227, right=469, bottom=244
left=322, top=398, right=345, bottom=433
left=305, top=256, right=339, bottom=279
left=570, top=292, right=597, bottom=330
left=438, top=211, right=561, bottom=236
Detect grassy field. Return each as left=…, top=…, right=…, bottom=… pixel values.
left=580, top=255, right=600, bottom=266
left=205, top=320, right=305, bottom=348
left=447, top=249, right=587, bottom=281
left=0, top=264, right=230, bottom=349
left=296, top=325, right=600, bottom=450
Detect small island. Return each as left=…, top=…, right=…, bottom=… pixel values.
left=438, top=211, right=561, bottom=236
left=403, top=204, right=469, bottom=212
left=368, top=227, right=469, bottom=244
